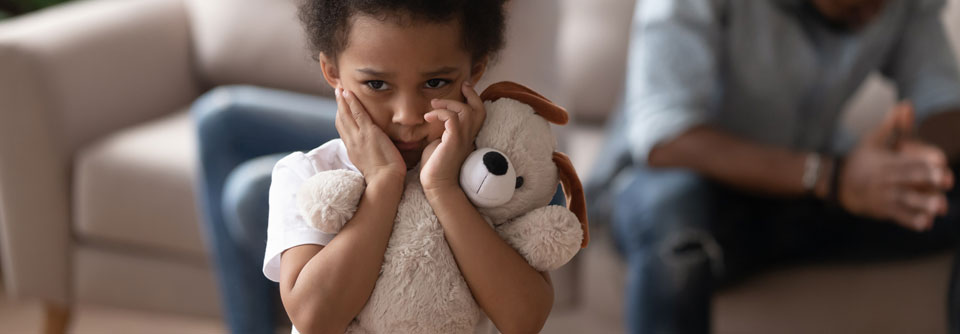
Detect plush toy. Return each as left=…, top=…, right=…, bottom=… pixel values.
left=296, top=81, right=589, bottom=333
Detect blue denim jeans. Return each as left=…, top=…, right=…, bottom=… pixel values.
left=192, top=86, right=339, bottom=334
left=609, top=165, right=960, bottom=334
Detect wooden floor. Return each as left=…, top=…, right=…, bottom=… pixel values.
left=0, top=280, right=622, bottom=334
left=0, top=281, right=227, bottom=334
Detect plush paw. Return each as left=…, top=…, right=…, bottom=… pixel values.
left=495, top=205, right=583, bottom=272
left=296, top=169, right=365, bottom=233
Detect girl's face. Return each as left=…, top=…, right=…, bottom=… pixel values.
left=320, top=14, right=487, bottom=169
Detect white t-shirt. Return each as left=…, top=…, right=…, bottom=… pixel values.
left=262, top=138, right=358, bottom=283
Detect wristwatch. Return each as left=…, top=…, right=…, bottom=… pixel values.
left=802, top=152, right=821, bottom=194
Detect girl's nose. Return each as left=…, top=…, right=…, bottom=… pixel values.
left=392, top=94, right=426, bottom=126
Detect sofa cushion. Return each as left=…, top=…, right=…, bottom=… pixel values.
left=559, top=228, right=952, bottom=334
left=713, top=252, right=951, bottom=334
left=476, top=0, right=562, bottom=101
left=185, top=0, right=566, bottom=101
left=557, top=0, right=636, bottom=123
left=74, top=110, right=206, bottom=259
left=185, top=0, right=331, bottom=96
left=73, top=246, right=220, bottom=317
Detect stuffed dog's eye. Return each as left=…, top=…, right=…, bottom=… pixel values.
left=515, top=176, right=524, bottom=189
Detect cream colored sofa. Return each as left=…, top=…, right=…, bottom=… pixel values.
left=1, top=0, right=958, bottom=333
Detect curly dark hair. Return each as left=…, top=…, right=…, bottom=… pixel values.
left=298, top=0, right=507, bottom=64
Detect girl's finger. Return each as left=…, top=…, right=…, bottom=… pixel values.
left=425, top=109, right=459, bottom=124
left=335, top=87, right=357, bottom=131
left=431, top=99, right=471, bottom=118
left=334, top=105, right=344, bottom=134
left=334, top=89, right=342, bottom=131
left=461, top=81, right=485, bottom=122
left=426, top=109, right=463, bottom=140
left=430, top=100, right=481, bottom=136
left=343, top=90, right=374, bottom=129
left=335, top=91, right=355, bottom=140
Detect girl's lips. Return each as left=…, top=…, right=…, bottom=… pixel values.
left=394, top=140, right=424, bottom=151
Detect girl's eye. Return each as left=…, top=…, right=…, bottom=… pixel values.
left=425, top=79, right=450, bottom=89
left=365, top=80, right=390, bottom=91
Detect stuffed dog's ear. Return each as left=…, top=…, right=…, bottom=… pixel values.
left=480, top=81, right=569, bottom=125
left=552, top=152, right=589, bottom=248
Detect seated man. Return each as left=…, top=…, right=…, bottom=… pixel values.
left=589, top=0, right=960, bottom=333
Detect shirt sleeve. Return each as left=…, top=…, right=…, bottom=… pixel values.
left=881, top=0, right=960, bottom=124
left=262, top=150, right=337, bottom=283
left=624, top=0, right=725, bottom=164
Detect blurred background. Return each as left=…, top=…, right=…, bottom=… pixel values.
left=0, top=0, right=71, bottom=19
left=0, top=0, right=958, bottom=333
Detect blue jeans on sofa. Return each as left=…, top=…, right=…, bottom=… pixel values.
left=602, top=163, right=960, bottom=334
left=192, top=85, right=339, bottom=334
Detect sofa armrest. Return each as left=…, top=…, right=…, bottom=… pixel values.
left=0, top=0, right=198, bottom=304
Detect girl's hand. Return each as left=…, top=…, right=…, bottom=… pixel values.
left=420, top=81, right=486, bottom=194
left=335, top=87, right=407, bottom=182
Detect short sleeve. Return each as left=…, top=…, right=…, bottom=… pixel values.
left=624, top=0, right=725, bottom=163
left=262, top=140, right=356, bottom=282
left=881, top=0, right=960, bottom=123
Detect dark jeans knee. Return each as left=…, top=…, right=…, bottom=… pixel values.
left=614, top=168, right=717, bottom=333
left=613, top=167, right=724, bottom=292
left=192, top=86, right=250, bottom=138
left=612, top=168, right=714, bottom=255
left=222, top=154, right=285, bottom=263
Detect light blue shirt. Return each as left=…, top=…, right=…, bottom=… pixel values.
left=625, top=0, right=960, bottom=163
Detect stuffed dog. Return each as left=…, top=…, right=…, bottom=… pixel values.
left=296, top=81, right=588, bottom=333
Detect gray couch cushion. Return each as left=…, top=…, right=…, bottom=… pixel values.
left=74, top=111, right=206, bottom=259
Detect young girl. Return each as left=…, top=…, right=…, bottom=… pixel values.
left=261, top=1, right=554, bottom=333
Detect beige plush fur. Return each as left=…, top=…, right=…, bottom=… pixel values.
left=297, top=169, right=365, bottom=234
left=477, top=98, right=583, bottom=272
left=296, top=87, right=584, bottom=333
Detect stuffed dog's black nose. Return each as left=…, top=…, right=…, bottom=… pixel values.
left=482, top=151, right=509, bottom=175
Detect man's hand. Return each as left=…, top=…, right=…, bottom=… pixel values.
left=840, top=102, right=955, bottom=231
